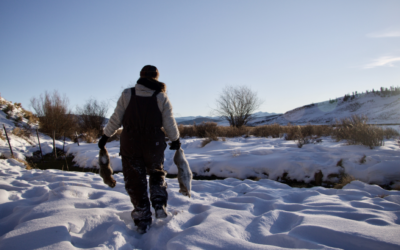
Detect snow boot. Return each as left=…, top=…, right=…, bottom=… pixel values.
left=154, top=204, right=168, bottom=219
left=136, top=219, right=151, bottom=234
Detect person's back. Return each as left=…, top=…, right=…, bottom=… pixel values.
left=98, top=65, right=181, bottom=233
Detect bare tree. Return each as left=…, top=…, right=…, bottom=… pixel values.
left=76, top=99, right=108, bottom=136
left=214, top=86, right=263, bottom=128
left=30, top=90, right=77, bottom=139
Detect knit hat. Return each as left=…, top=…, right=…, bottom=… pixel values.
left=140, top=65, right=159, bottom=79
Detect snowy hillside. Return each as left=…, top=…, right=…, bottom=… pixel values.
left=251, top=92, right=400, bottom=125
left=0, top=97, right=59, bottom=161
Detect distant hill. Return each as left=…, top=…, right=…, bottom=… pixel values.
left=250, top=92, right=400, bottom=126
left=175, top=111, right=278, bottom=125
left=178, top=117, right=222, bottom=125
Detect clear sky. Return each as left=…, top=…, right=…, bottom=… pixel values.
left=1, top=0, right=399, bottom=118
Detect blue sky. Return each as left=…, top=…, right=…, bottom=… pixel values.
left=1, top=0, right=399, bottom=118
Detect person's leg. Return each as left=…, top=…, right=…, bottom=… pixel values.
left=121, top=156, right=152, bottom=232
left=149, top=164, right=168, bottom=215
left=144, top=139, right=168, bottom=217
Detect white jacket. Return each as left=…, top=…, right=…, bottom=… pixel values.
left=104, top=83, right=180, bottom=141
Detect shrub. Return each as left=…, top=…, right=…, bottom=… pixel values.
left=301, top=123, right=314, bottom=137
left=383, top=127, right=399, bottom=139
left=201, top=138, right=213, bottom=147
left=30, top=90, right=78, bottom=139
left=251, top=123, right=281, bottom=138
left=332, top=115, right=384, bottom=149
left=76, top=99, right=108, bottom=138
left=23, top=110, right=39, bottom=124
left=284, top=125, right=303, bottom=140
left=178, top=123, right=335, bottom=140
left=3, top=103, right=14, bottom=114
left=14, top=115, right=23, bottom=123
left=0, top=131, right=5, bottom=141
left=313, top=125, right=332, bottom=137
left=359, top=155, right=366, bottom=164
left=334, top=174, right=355, bottom=189
left=12, top=157, right=32, bottom=170
left=218, top=126, right=250, bottom=137
left=81, top=129, right=99, bottom=143
left=392, top=183, right=400, bottom=191
left=178, top=122, right=251, bottom=139
left=195, top=122, right=218, bottom=138
left=336, top=159, right=343, bottom=168
left=178, top=124, right=197, bottom=138
left=12, top=126, right=32, bottom=138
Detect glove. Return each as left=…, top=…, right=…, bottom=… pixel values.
left=98, top=134, right=109, bottom=150
left=169, top=138, right=181, bottom=150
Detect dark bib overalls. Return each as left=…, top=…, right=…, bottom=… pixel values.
left=120, top=88, right=167, bottom=226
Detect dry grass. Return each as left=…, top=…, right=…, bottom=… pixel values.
left=80, top=129, right=99, bottom=143
left=336, top=159, right=344, bottom=168
left=201, top=138, right=213, bottom=147
left=251, top=123, right=282, bottom=138
left=12, top=126, right=32, bottom=138
left=179, top=122, right=251, bottom=138
left=332, top=115, right=385, bottom=149
left=0, top=131, right=5, bottom=141
left=383, top=127, right=399, bottom=139
left=334, top=174, right=356, bottom=189
left=14, top=115, right=23, bottom=123
left=0, top=153, right=33, bottom=170
left=376, top=194, right=389, bottom=198
left=178, top=122, right=333, bottom=140
left=177, top=116, right=394, bottom=152
left=392, top=183, right=400, bottom=191
left=2, top=103, right=14, bottom=114
left=13, top=157, right=33, bottom=170
left=359, top=155, right=366, bottom=164
left=23, top=110, right=39, bottom=124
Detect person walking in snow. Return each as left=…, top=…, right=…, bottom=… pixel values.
left=98, top=65, right=181, bottom=234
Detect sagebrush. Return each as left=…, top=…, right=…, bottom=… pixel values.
left=331, top=115, right=397, bottom=149
left=30, top=90, right=78, bottom=139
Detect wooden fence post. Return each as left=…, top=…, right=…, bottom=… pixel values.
left=75, top=132, right=80, bottom=146
left=63, top=133, right=66, bottom=152
left=36, top=129, right=43, bottom=158
left=53, top=131, right=57, bottom=159
left=3, top=124, right=14, bottom=158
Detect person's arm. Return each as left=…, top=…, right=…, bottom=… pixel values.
left=103, top=89, right=130, bottom=137
left=158, top=93, right=180, bottom=142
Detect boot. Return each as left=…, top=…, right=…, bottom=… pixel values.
left=136, top=219, right=151, bottom=234
left=154, top=204, right=168, bottom=219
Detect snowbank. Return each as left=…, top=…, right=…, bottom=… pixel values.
left=66, top=136, right=400, bottom=186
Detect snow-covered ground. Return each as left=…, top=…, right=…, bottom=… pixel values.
left=1, top=96, right=400, bottom=249
left=66, top=137, right=400, bottom=187
left=1, top=159, right=400, bottom=250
